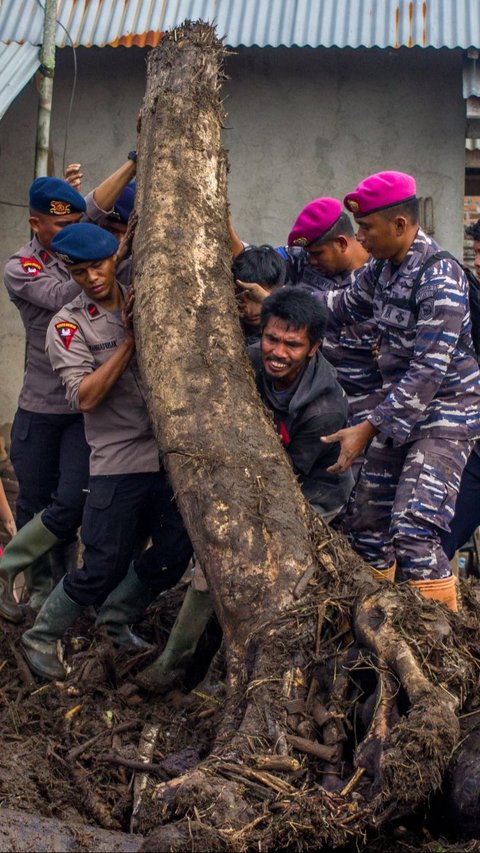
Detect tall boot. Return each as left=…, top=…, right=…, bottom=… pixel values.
left=407, top=575, right=458, bottom=612
left=135, top=587, right=214, bottom=693
left=94, top=563, right=157, bottom=650
left=23, top=554, right=53, bottom=611
left=20, top=582, right=84, bottom=680
left=0, top=514, right=60, bottom=623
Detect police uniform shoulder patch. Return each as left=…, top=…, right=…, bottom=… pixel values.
left=20, top=257, right=42, bottom=277
left=55, top=320, right=79, bottom=349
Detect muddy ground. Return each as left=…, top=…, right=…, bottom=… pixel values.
left=1, top=581, right=480, bottom=852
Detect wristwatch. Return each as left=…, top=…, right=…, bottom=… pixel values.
left=127, top=150, right=137, bottom=163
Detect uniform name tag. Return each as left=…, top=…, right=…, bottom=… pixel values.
left=55, top=321, right=79, bottom=350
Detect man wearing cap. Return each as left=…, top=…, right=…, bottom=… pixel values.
left=20, top=222, right=193, bottom=681
left=0, top=177, right=91, bottom=620
left=319, top=171, right=480, bottom=610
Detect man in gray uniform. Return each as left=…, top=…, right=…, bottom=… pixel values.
left=21, top=223, right=193, bottom=681
left=0, top=178, right=90, bottom=618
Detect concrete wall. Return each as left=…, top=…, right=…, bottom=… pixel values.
left=0, top=45, right=466, bottom=422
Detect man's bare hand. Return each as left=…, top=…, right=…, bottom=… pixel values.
left=236, top=279, right=270, bottom=304
left=117, top=209, right=138, bottom=262
left=64, top=163, right=83, bottom=190
left=321, top=421, right=378, bottom=473
left=122, top=286, right=135, bottom=332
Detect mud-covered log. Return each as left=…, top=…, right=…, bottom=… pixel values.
left=133, top=21, right=315, bottom=731
left=0, top=807, right=143, bottom=852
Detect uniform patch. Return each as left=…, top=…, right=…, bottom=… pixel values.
left=50, top=200, right=71, bottom=215
left=87, top=303, right=100, bottom=318
left=55, top=321, right=79, bottom=349
left=418, top=298, right=434, bottom=321
left=20, top=257, right=42, bottom=277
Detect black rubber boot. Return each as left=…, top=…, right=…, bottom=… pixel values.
left=94, top=563, right=157, bottom=650
left=135, top=587, right=213, bottom=693
left=21, top=582, right=84, bottom=680
left=0, top=514, right=60, bottom=623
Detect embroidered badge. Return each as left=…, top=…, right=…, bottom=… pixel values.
left=346, top=199, right=360, bottom=213
left=55, top=252, right=73, bottom=264
left=87, top=303, right=100, bottom=318
left=20, top=257, right=42, bottom=277
left=50, top=200, right=71, bottom=215
left=418, top=298, right=434, bottom=321
left=55, top=321, right=79, bottom=350
left=292, top=237, right=308, bottom=248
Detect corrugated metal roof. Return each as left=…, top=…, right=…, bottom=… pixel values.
left=1, top=0, right=480, bottom=50
left=0, top=42, right=39, bottom=120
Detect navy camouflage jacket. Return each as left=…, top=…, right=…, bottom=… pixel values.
left=316, top=229, right=480, bottom=445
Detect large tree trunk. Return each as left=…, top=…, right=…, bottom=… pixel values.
left=131, top=22, right=480, bottom=851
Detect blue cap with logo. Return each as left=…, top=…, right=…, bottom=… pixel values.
left=29, top=177, right=86, bottom=216
left=51, top=222, right=118, bottom=265
left=107, top=180, right=136, bottom=224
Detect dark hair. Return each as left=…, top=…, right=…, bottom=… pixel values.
left=232, top=244, right=287, bottom=288
left=310, top=212, right=355, bottom=246
left=260, top=286, right=327, bottom=345
left=466, top=219, right=480, bottom=241
left=381, top=197, right=419, bottom=223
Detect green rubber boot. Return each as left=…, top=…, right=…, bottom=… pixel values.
left=0, top=514, right=60, bottom=623
left=95, top=563, right=157, bottom=650
left=20, top=582, right=84, bottom=681
left=135, top=587, right=213, bottom=693
left=23, top=554, right=53, bottom=611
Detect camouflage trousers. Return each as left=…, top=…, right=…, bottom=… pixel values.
left=344, top=435, right=470, bottom=581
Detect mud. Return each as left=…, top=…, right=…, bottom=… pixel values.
left=0, top=587, right=224, bottom=850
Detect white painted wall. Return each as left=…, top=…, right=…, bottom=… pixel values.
left=0, top=45, right=466, bottom=422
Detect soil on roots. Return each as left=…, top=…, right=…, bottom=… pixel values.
left=1, top=562, right=480, bottom=852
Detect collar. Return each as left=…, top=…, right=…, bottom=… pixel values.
left=78, top=282, right=127, bottom=323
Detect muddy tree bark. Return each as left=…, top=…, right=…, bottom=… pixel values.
left=131, top=21, right=480, bottom=852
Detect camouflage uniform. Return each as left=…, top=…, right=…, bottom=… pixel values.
left=280, top=246, right=383, bottom=426
left=318, top=228, right=480, bottom=580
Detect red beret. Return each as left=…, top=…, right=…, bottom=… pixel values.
left=287, top=197, right=343, bottom=248
left=344, top=171, right=416, bottom=217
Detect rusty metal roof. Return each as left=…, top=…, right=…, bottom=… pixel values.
left=1, top=0, right=480, bottom=51
left=1, top=1, right=480, bottom=121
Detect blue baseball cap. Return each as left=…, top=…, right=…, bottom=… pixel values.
left=51, top=223, right=118, bottom=265
left=107, top=180, right=136, bottom=224
left=29, top=177, right=86, bottom=216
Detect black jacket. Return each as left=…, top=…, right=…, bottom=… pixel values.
left=249, top=344, right=353, bottom=512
